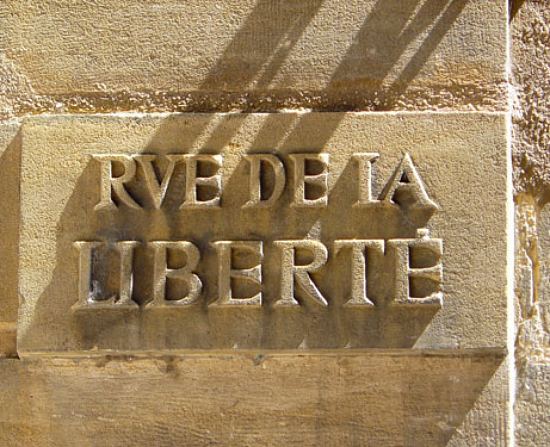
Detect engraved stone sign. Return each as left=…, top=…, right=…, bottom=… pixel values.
left=17, top=113, right=509, bottom=353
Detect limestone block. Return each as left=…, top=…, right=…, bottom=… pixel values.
left=0, top=121, right=20, bottom=318
left=515, top=361, right=550, bottom=446
left=0, top=352, right=507, bottom=446
left=17, top=112, right=509, bottom=354
left=511, top=1, right=550, bottom=444
left=515, top=200, right=550, bottom=446
left=0, top=0, right=508, bottom=114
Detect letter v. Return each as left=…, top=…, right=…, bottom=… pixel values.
left=135, top=155, right=180, bottom=209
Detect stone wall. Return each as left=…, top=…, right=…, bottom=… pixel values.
left=0, top=0, right=547, bottom=445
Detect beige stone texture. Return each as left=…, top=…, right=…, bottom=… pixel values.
left=0, top=352, right=507, bottom=446
left=512, top=1, right=550, bottom=445
left=0, top=0, right=508, bottom=116
left=3, top=0, right=548, bottom=444
left=0, top=122, right=20, bottom=357
left=17, top=112, right=508, bottom=354
left=515, top=201, right=550, bottom=446
left=512, top=0, right=550, bottom=198
left=515, top=361, right=550, bottom=445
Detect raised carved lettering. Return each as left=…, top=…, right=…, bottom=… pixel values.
left=135, top=154, right=180, bottom=209
left=72, top=237, right=443, bottom=310
left=334, top=239, right=385, bottom=306
left=387, top=229, right=443, bottom=306
left=91, top=152, right=438, bottom=212
left=181, top=154, right=223, bottom=208
left=148, top=241, right=202, bottom=307
left=78, top=151, right=444, bottom=313
left=353, top=153, right=380, bottom=207
left=379, top=153, right=438, bottom=211
left=290, top=153, right=329, bottom=207
left=93, top=155, right=141, bottom=211
left=274, top=240, right=328, bottom=306
left=211, top=241, right=263, bottom=306
left=73, top=240, right=140, bottom=309
left=244, top=154, right=286, bottom=208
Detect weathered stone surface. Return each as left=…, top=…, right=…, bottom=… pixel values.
left=0, top=352, right=507, bottom=446
left=0, top=323, right=16, bottom=359
left=0, top=122, right=20, bottom=356
left=1, top=0, right=543, bottom=444
left=515, top=201, right=550, bottom=364
left=17, top=112, right=508, bottom=354
left=512, top=0, right=550, bottom=197
left=512, top=1, right=550, bottom=445
left=0, top=0, right=508, bottom=116
left=515, top=200, right=550, bottom=446
left=515, top=361, right=550, bottom=446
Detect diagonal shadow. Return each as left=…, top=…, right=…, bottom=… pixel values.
left=199, top=0, right=325, bottom=92
left=0, top=125, right=22, bottom=327
left=21, top=0, right=472, bottom=350
left=11, top=1, right=508, bottom=444
left=145, top=0, right=468, bottom=182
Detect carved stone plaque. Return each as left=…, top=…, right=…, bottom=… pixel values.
left=17, top=113, right=508, bottom=354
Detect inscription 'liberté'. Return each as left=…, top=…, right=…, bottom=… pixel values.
left=73, top=152, right=443, bottom=310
